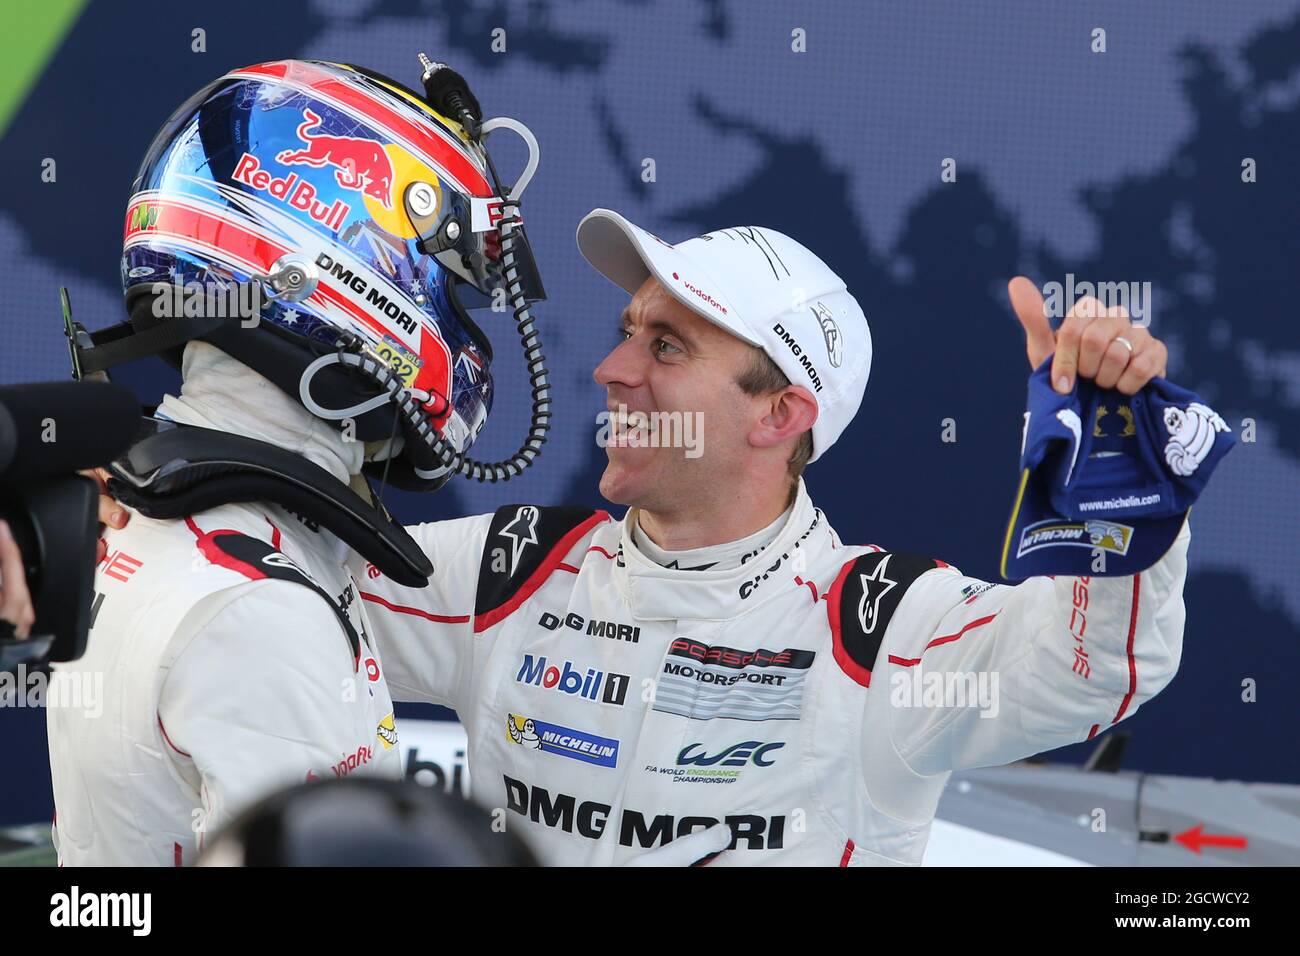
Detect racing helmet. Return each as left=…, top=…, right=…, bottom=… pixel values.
left=78, top=58, right=548, bottom=490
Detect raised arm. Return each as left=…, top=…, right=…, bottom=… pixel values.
left=868, top=520, right=1188, bottom=776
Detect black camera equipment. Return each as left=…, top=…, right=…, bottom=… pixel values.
left=0, top=380, right=140, bottom=672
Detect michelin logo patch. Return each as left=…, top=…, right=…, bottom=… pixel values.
left=506, top=713, right=619, bottom=767
left=652, top=640, right=814, bottom=721
left=1016, top=518, right=1133, bottom=558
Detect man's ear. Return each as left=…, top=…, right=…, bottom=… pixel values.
left=749, top=386, right=817, bottom=451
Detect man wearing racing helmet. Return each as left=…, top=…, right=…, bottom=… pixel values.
left=49, top=58, right=548, bottom=865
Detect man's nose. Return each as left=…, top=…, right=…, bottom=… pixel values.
left=593, top=334, right=645, bottom=389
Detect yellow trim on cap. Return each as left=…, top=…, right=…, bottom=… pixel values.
left=1000, top=468, right=1031, bottom=579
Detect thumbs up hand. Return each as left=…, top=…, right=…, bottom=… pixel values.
left=1007, top=276, right=1168, bottom=396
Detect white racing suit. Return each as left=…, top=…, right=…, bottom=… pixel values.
left=46, top=346, right=400, bottom=866
left=360, top=480, right=1190, bottom=866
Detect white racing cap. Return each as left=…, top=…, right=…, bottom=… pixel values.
left=575, top=208, right=871, bottom=462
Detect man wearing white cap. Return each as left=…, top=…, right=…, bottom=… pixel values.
left=100, top=210, right=1190, bottom=865
left=352, top=209, right=1190, bottom=865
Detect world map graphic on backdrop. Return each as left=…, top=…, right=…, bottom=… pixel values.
left=0, top=1, right=1296, bottom=817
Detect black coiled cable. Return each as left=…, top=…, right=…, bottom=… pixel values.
left=433, top=200, right=550, bottom=482
left=338, top=199, right=550, bottom=484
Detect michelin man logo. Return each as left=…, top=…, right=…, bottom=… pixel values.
left=1085, top=520, right=1132, bottom=555
left=376, top=714, right=398, bottom=750
left=506, top=714, right=542, bottom=749
left=1163, top=403, right=1228, bottom=477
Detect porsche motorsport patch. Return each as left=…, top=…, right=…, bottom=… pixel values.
left=652, top=640, right=814, bottom=721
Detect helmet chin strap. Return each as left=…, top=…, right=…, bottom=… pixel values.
left=297, top=348, right=412, bottom=421
left=158, top=341, right=366, bottom=484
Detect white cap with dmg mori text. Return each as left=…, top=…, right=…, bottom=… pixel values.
left=576, top=208, right=871, bottom=462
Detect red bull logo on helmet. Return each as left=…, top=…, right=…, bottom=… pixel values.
left=232, top=152, right=350, bottom=232
left=276, top=108, right=395, bottom=209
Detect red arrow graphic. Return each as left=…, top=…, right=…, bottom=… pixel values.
left=1174, top=824, right=1248, bottom=854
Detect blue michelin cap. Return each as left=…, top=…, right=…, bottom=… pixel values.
left=1000, top=357, right=1235, bottom=580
